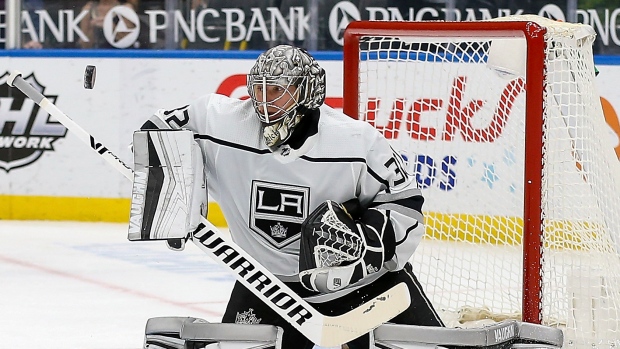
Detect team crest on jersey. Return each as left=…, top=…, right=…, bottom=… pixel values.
left=250, top=180, right=309, bottom=249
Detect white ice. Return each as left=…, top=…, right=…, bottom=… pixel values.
left=0, top=220, right=234, bottom=349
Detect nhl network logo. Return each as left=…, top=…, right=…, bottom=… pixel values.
left=0, top=72, right=67, bottom=172
left=103, top=5, right=141, bottom=48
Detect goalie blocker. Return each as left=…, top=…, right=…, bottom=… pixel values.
left=128, top=130, right=207, bottom=250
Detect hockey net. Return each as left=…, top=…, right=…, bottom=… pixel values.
left=343, top=15, right=620, bottom=348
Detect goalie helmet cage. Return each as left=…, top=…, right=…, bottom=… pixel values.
left=343, top=15, right=620, bottom=348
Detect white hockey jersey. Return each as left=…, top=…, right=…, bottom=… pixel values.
left=142, top=93, right=425, bottom=279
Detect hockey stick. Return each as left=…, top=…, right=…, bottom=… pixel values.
left=7, top=71, right=411, bottom=347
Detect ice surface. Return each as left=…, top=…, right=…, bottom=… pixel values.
left=0, top=220, right=234, bottom=349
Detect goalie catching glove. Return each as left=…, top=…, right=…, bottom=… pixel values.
left=298, top=200, right=384, bottom=293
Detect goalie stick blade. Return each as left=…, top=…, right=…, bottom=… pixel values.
left=319, top=282, right=411, bottom=347
left=191, top=219, right=411, bottom=347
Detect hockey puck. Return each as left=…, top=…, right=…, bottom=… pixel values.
left=84, top=65, right=96, bottom=89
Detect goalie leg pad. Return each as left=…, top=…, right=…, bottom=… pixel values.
left=144, top=317, right=284, bottom=349
left=128, top=130, right=207, bottom=246
left=144, top=316, right=202, bottom=349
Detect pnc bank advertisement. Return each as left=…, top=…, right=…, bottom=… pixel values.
left=3, top=1, right=620, bottom=53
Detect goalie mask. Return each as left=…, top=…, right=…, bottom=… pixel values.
left=247, top=45, right=326, bottom=147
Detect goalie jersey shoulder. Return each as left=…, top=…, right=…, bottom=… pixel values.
left=195, top=96, right=385, bottom=158
left=190, top=93, right=265, bottom=149
left=148, top=93, right=264, bottom=149
left=151, top=93, right=386, bottom=158
left=311, top=105, right=389, bottom=159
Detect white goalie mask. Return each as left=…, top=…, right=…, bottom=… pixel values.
left=247, top=45, right=326, bottom=147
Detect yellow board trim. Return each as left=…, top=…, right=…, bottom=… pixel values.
left=425, top=212, right=524, bottom=244
left=0, top=195, right=227, bottom=227
left=425, top=212, right=600, bottom=250
left=0, top=196, right=600, bottom=250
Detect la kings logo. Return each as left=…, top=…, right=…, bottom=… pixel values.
left=0, top=72, right=67, bottom=172
left=250, top=180, right=309, bottom=248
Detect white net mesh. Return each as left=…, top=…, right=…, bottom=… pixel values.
left=346, top=15, right=620, bottom=348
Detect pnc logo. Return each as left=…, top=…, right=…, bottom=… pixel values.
left=103, top=5, right=141, bottom=48
left=0, top=72, right=67, bottom=172
left=538, top=4, right=566, bottom=22
left=328, top=1, right=360, bottom=46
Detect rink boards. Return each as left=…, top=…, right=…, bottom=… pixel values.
left=1, top=51, right=620, bottom=234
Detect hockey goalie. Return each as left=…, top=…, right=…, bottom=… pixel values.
left=129, top=44, right=443, bottom=349
left=127, top=44, right=564, bottom=349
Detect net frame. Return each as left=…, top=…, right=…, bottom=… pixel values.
left=342, top=16, right=620, bottom=347
left=344, top=18, right=546, bottom=324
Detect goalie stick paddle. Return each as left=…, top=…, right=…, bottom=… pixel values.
left=7, top=71, right=411, bottom=347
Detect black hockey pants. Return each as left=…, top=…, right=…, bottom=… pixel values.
left=221, top=262, right=444, bottom=349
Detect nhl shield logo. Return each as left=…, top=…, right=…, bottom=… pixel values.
left=250, top=180, right=309, bottom=249
left=0, top=72, right=67, bottom=172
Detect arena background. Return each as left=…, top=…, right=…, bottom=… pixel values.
left=1, top=0, right=620, bottom=225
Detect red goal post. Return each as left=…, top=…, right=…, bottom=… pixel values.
left=344, top=18, right=546, bottom=325
left=342, top=16, right=620, bottom=348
